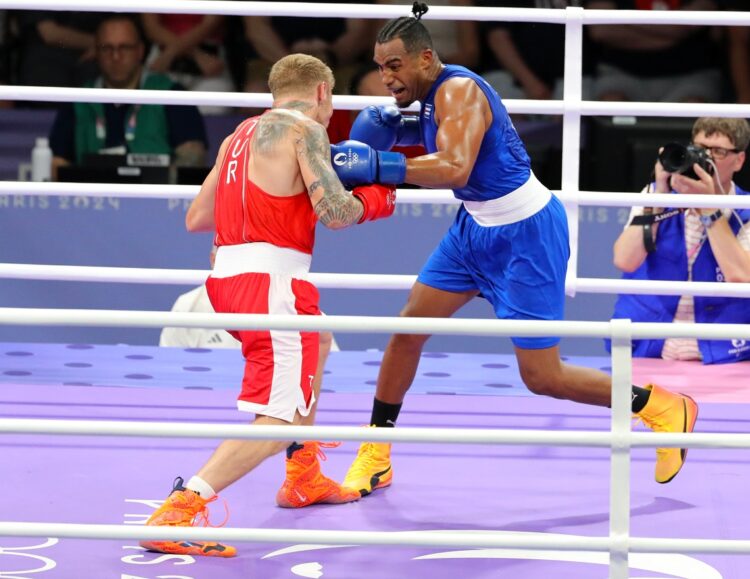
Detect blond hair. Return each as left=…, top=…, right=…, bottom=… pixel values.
left=268, top=54, right=335, bottom=98
left=693, top=117, right=750, bottom=152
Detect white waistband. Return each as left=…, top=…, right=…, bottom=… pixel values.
left=462, top=172, right=552, bottom=226
left=212, top=243, right=312, bottom=278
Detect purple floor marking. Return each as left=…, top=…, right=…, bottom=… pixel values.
left=1, top=381, right=749, bottom=578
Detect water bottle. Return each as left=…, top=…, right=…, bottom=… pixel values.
left=31, top=137, right=52, bottom=182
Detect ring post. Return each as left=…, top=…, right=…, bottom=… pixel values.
left=608, top=318, right=633, bottom=578
left=561, top=6, right=584, bottom=298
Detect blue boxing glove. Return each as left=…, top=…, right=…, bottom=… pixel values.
left=330, top=140, right=406, bottom=188
left=350, top=105, right=422, bottom=151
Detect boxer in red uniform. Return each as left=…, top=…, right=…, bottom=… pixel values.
left=140, top=53, right=396, bottom=558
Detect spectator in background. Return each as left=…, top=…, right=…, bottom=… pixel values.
left=478, top=0, right=593, bottom=101
left=611, top=117, right=750, bottom=364
left=375, top=0, right=480, bottom=69
left=727, top=2, right=750, bottom=103
left=0, top=10, right=13, bottom=108
left=15, top=11, right=104, bottom=91
left=142, top=12, right=235, bottom=115
left=48, top=15, right=208, bottom=180
left=241, top=10, right=372, bottom=141
left=241, top=7, right=372, bottom=95
left=586, top=0, right=722, bottom=103
left=350, top=64, right=391, bottom=99
left=728, top=27, right=750, bottom=103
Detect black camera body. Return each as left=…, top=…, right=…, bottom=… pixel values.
left=658, top=142, right=713, bottom=180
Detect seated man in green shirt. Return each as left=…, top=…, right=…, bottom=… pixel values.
left=49, top=15, right=208, bottom=180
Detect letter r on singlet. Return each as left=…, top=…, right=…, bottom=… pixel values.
left=226, top=160, right=238, bottom=184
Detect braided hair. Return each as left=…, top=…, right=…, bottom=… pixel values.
left=376, top=2, right=433, bottom=54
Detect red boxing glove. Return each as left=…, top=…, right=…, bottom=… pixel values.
left=352, top=183, right=397, bottom=223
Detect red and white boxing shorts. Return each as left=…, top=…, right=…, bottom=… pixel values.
left=205, top=243, right=320, bottom=423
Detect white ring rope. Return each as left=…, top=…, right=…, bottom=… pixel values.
left=2, top=419, right=750, bottom=450
left=0, top=523, right=616, bottom=551
left=0, top=87, right=415, bottom=112
left=7, top=183, right=750, bottom=210
left=1, top=522, right=750, bottom=556
left=3, top=264, right=750, bottom=298
left=6, top=86, right=750, bottom=119
left=1, top=0, right=750, bottom=27
left=1, top=522, right=747, bottom=556
left=2, top=4, right=749, bottom=575
left=2, top=522, right=749, bottom=556
left=1, top=307, right=749, bottom=341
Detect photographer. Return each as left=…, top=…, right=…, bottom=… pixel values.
left=610, top=117, right=750, bottom=364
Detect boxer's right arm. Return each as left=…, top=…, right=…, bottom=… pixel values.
left=295, top=120, right=365, bottom=229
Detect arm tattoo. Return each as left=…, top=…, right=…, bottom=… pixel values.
left=310, top=180, right=364, bottom=228
left=297, top=122, right=364, bottom=228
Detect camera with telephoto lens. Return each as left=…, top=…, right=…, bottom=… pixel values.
left=658, top=142, right=713, bottom=180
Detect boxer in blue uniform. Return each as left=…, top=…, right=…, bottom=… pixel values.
left=330, top=3, right=697, bottom=492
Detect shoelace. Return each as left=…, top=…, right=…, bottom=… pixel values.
left=286, top=441, right=342, bottom=481
left=633, top=412, right=669, bottom=433
left=192, top=495, right=230, bottom=529
left=347, top=442, right=381, bottom=478
left=314, top=441, right=341, bottom=461
left=292, top=441, right=341, bottom=464
left=163, top=489, right=229, bottom=529
left=632, top=415, right=671, bottom=459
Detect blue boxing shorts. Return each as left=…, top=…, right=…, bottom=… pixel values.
left=417, top=194, right=570, bottom=349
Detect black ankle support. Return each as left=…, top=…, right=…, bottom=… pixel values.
left=286, top=441, right=305, bottom=459
left=371, top=398, right=402, bottom=427
left=631, top=385, right=651, bottom=413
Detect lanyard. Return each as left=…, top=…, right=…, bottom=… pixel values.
left=125, top=106, right=139, bottom=142
left=95, top=105, right=140, bottom=144
left=685, top=211, right=707, bottom=281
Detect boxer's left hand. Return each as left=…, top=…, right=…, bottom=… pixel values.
left=350, top=105, right=422, bottom=150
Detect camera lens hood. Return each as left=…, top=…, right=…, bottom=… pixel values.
left=658, top=142, right=689, bottom=173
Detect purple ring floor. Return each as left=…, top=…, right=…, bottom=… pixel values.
left=1, top=343, right=749, bottom=578
left=4, top=342, right=750, bottom=403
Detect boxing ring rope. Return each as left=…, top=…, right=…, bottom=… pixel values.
left=2, top=3, right=750, bottom=577
left=7, top=182, right=750, bottom=209
left=3, top=306, right=750, bottom=340
left=3, top=522, right=750, bottom=556
left=1, top=0, right=750, bottom=25
left=7, top=85, right=750, bottom=116
left=3, top=263, right=750, bottom=298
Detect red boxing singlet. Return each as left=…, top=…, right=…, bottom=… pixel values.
left=214, top=116, right=317, bottom=255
